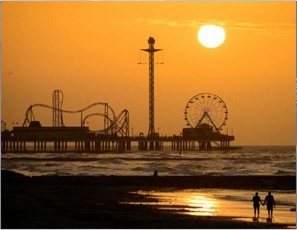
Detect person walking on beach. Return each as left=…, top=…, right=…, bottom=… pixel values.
left=252, top=192, right=263, bottom=218
left=263, top=191, right=275, bottom=218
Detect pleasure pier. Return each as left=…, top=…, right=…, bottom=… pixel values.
left=1, top=37, right=238, bottom=153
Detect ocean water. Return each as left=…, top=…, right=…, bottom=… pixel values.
left=1, top=145, right=295, bottom=177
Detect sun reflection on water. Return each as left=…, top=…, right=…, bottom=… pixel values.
left=129, top=190, right=220, bottom=216
left=185, top=194, right=219, bottom=215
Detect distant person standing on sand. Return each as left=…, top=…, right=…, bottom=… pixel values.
left=252, top=192, right=263, bottom=218
left=263, top=191, right=275, bottom=218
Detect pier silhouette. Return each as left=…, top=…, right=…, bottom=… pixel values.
left=1, top=38, right=237, bottom=153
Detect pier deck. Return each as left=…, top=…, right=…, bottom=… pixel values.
left=1, top=135, right=236, bottom=153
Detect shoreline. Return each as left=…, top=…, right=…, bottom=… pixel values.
left=2, top=170, right=296, bottom=228
left=6, top=171, right=296, bottom=190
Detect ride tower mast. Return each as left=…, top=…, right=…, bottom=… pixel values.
left=141, top=37, right=162, bottom=137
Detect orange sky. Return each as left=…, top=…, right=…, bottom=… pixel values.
left=2, top=1, right=296, bottom=145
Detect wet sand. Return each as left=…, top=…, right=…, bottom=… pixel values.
left=1, top=170, right=296, bottom=228
left=129, top=189, right=296, bottom=227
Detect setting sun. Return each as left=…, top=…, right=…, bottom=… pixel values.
left=198, top=25, right=226, bottom=48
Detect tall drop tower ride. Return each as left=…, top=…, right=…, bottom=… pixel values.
left=141, top=37, right=162, bottom=137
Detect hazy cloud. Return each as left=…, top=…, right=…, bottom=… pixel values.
left=135, top=18, right=295, bottom=35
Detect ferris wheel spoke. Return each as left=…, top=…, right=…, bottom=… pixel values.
left=191, top=103, right=203, bottom=111
left=189, top=114, right=203, bottom=123
left=210, top=104, right=226, bottom=113
left=208, top=100, right=221, bottom=111
left=209, top=112, right=224, bottom=122
left=207, top=94, right=215, bottom=107
left=203, top=96, right=209, bottom=108
left=206, top=94, right=213, bottom=108
left=207, top=98, right=216, bottom=110
left=195, top=98, right=206, bottom=110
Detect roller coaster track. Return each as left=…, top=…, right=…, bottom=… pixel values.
left=116, top=109, right=129, bottom=137
left=82, top=113, right=115, bottom=135
left=22, top=102, right=129, bottom=136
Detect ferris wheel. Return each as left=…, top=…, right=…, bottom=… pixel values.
left=184, top=93, right=228, bottom=132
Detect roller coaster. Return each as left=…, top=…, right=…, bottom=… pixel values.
left=2, top=89, right=237, bottom=152
left=22, top=90, right=129, bottom=137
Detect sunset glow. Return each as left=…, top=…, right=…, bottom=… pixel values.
left=2, top=1, right=296, bottom=145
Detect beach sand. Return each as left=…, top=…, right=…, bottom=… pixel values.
left=1, top=170, right=296, bottom=229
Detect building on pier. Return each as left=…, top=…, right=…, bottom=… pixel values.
left=1, top=121, right=237, bottom=153
left=2, top=123, right=132, bottom=153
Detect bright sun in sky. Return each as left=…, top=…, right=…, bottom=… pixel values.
left=198, top=25, right=226, bottom=48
